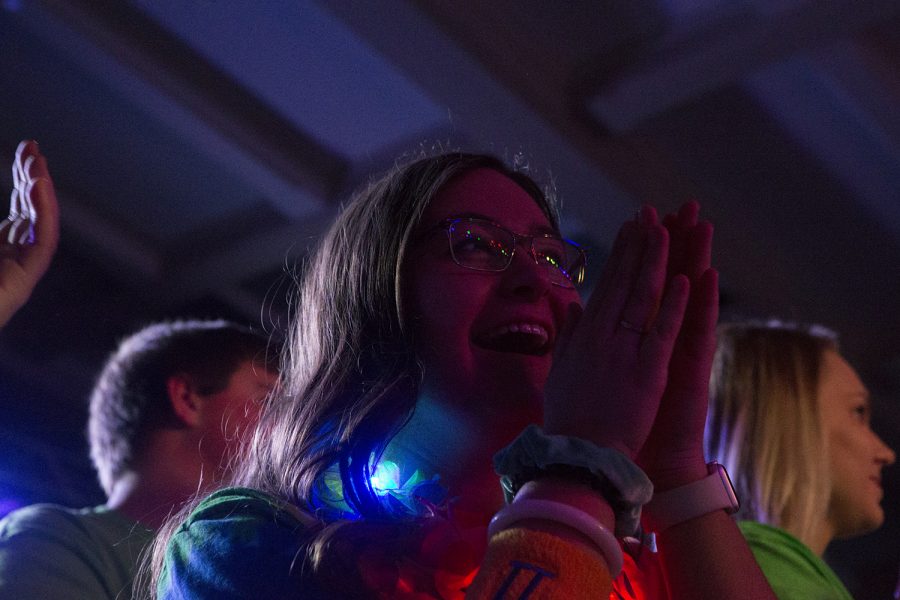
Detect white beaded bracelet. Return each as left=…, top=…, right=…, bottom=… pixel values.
left=487, top=498, right=624, bottom=577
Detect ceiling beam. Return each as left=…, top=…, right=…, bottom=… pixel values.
left=321, top=0, right=635, bottom=243
left=34, top=0, right=348, bottom=200
left=14, top=0, right=346, bottom=217
left=585, top=0, right=900, bottom=132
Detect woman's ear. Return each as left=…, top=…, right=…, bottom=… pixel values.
left=167, top=374, right=202, bottom=427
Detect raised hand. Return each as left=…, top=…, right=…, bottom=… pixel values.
left=637, top=201, right=718, bottom=489
left=543, top=206, right=689, bottom=459
left=0, top=140, right=59, bottom=328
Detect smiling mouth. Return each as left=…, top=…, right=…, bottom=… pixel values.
left=474, top=323, right=551, bottom=356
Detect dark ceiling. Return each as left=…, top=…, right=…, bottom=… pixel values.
left=1, top=1, right=899, bottom=596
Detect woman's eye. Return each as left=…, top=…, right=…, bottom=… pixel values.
left=454, top=238, right=482, bottom=253
left=852, top=405, right=870, bottom=423
left=454, top=236, right=505, bottom=255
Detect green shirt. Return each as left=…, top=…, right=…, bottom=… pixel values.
left=159, top=487, right=321, bottom=599
left=0, top=504, right=154, bottom=600
left=740, top=521, right=853, bottom=600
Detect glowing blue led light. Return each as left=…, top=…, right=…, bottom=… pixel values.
left=370, top=460, right=401, bottom=495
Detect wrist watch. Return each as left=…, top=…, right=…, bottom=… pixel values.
left=642, top=461, right=740, bottom=533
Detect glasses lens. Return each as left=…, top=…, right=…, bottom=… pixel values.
left=533, top=237, right=585, bottom=288
left=448, top=220, right=513, bottom=271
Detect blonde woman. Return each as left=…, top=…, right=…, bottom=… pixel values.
left=707, top=322, right=895, bottom=599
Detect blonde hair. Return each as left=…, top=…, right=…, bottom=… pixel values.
left=705, top=321, right=837, bottom=545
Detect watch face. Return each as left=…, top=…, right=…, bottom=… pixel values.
left=710, top=462, right=741, bottom=514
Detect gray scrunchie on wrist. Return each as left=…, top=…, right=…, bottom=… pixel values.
left=493, top=424, right=653, bottom=538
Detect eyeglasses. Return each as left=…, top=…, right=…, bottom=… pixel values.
left=440, top=218, right=586, bottom=288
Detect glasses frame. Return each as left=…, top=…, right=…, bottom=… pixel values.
left=440, top=217, right=586, bottom=288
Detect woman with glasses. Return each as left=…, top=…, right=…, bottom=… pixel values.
left=149, top=153, right=775, bottom=598
left=706, top=322, right=895, bottom=599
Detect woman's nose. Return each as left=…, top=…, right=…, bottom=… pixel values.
left=499, top=243, right=552, bottom=300
left=875, top=432, right=896, bottom=466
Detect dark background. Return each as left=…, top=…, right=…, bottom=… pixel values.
left=1, top=1, right=899, bottom=596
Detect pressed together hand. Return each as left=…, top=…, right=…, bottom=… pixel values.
left=544, top=202, right=717, bottom=489
left=638, top=201, right=718, bottom=490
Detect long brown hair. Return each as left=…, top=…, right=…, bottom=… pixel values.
left=145, top=152, right=559, bottom=594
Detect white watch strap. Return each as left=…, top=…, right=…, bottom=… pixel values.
left=642, top=462, right=739, bottom=533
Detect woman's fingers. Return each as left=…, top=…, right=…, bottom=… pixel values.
left=581, top=204, right=682, bottom=343
left=581, top=217, right=644, bottom=327
left=665, top=201, right=705, bottom=280
left=615, top=223, right=668, bottom=337
left=677, top=200, right=699, bottom=228
left=672, top=219, right=712, bottom=282
left=544, top=207, right=698, bottom=458
left=663, top=201, right=700, bottom=279
left=575, top=201, right=710, bottom=347
left=637, top=274, right=690, bottom=389
left=677, top=268, right=718, bottom=353
left=639, top=268, right=717, bottom=473
left=584, top=210, right=646, bottom=321
left=593, top=220, right=636, bottom=302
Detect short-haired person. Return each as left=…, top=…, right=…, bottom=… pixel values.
left=706, top=321, right=896, bottom=599
left=149, top=153, right=776, bottom=598
left=0, top=141, right=279, bottom=600
left=0, top=319, right=277, bottom=600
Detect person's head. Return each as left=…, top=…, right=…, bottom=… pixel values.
left=404, top=167, right=583, bottom=413
left=706, top=321, right=895, bottom=550
left=88, top=319, right=277, bottom=497
left=241, top=153, right=584, bottom=518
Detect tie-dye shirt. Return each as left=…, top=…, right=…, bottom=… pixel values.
left=159, top=487, right=616, bottom=599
